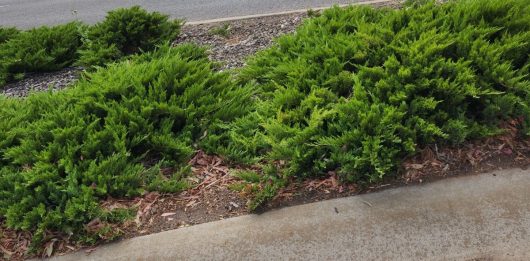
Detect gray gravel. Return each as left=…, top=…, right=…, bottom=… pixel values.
left=1, top=67, right=82, bottom=98
left=175, top=13, right=308, bottom=70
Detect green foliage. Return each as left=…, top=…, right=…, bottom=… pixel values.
left=227, top=183, right=246, bottom=192
left=0, top=27, right=20, bottom=44
left=0, top=44, right=253, bottom=248
left=247, top=182, right=282, bottom=211
left=231, top=170, right=261, bottom=183
left=0, top=22, right=83, bottom=86
left=208, top=23, right=231, bottom=38
left=227, top=0, right=530, bottom=189
left=0, top=6, right=184, bottom=89
left=78, top=6, right=182, bottom=67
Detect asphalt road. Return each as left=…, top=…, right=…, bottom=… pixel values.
left=0, top=0, right=368, bottom=29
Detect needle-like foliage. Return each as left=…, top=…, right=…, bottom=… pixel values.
left=0, top=22, right=83, bottom=87
left=77, top=6, right=182, bottom=67
left=226, top=0, right=530, bottom=198
left=0, top=44, right=253, bottom=247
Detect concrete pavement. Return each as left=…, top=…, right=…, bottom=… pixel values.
left=51, top=167, right=530, bottom=260
left=0, top=0, right=375, bottom=29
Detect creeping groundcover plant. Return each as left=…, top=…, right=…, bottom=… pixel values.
left=0, top=6, right=182, bottom=88
left=224, top=0, right=530, bottom=207
left=0, top=45, right=253, bottom=247
left=0, top=0, right=529, bottom=253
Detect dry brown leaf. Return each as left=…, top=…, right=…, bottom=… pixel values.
left=161, top=212, right=176, bottom=217
left=409, top=163, right=424, bottom=170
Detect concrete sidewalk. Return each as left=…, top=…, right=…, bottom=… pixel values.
left=51, top=168, right=530, bottom=261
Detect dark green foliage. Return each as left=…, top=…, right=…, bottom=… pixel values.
left=231, top=170, right=261, bottom=183
left=228, top=0, right=530, bottom=187
left=0, top=44, right=253, bottom=247
left=0, top=27, right=20, bottom=44
left=78, top=6, right=182, bottom=66
left=0, top=6, right=183, bottom=89
left=0, top=22, right=83, bottom=86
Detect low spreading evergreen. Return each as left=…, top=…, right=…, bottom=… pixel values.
left=0, top=22, right=83, bottom=86
left=77, top=6, right=182, bottom=67
left=0, top=6, right=182, bottom=88
left=0, top=27, right=20, bottom=44
left=0, top=44, right=253, bottom=246
left=225, top=0, right=530, bottom=204
left=0, top=0, right=529, bottom=252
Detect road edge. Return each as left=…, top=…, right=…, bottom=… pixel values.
left=185, top=0, right=395, bottom=25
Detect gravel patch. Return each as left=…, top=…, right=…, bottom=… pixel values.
left=175, top=12, right=308, bottom=70
left=1, top=67, right=82, bottom=98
